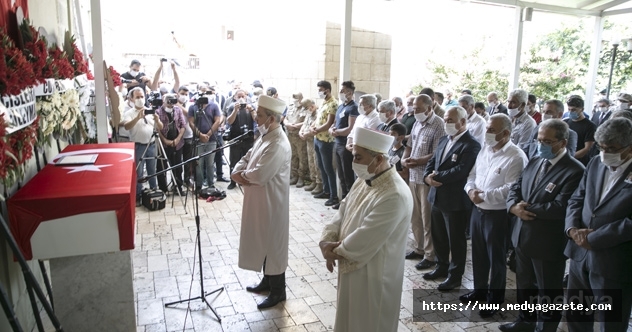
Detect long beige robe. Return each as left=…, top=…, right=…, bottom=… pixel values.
left=234, top=126, right=291, bottom=275
left=321, top=167, right=413, bottom=332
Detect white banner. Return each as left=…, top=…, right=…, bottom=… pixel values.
left=1, top=87, right=37, bottom=135
left=34, top=78, right=56, bottom=97
left=74, top=74, right=88, bottom=88
left=54, top=79, right=74, bottom=93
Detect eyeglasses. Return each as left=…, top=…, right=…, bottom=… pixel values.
left=537, top=139, right=561, bottom=146
left=595, top=144, right=629, bottom=154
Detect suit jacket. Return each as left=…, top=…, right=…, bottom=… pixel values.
left=507, top=152, right=585, bottom=260
left=487, top=103, right=508, bottom=116
left=590, top=110, right=610, bottom=127
left=564, top=157, right=632, bottom=282
left=424, top=131, right=481, bottom=212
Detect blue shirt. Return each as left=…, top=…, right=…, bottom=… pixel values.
left=334, top=100, right=359, bottom=144
left=188, top=103, right=221, bottom=142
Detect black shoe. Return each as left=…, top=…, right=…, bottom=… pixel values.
left=437, top=276, right=461, bottom=291
left=459, top=290, right=487, bottom=304
left=479, top=308, right=499, bottom=318
left=325, top=198, right=339, bottom=206
left=217, top=177, right=230, bottom=182
left=314, top=192, right=330, bottom=199
left=422, top=268, right=448, bottom=280
left=498, top=320, right=536, bottom=332
left=405, top=251, right=424, bottom=260
left=332, top=203, right=340, bottom=210
left=415, top=259, right=437, bottom=270
left=227, top=182, right=236, bottom=190
left=246, top=276, right=269, bottom=293
left=257, top=291, right=286, bottom=309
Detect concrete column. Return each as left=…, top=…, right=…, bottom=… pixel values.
left=585, top=16, right=604, bottom=114
left=90, top=0, right=108, bottom=144
left=508, top=6, right=524, bottom=91
left=339, top=0, right=352, bottom=83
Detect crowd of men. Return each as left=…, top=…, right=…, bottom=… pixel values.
left=117, top=58, right=632, bottom=332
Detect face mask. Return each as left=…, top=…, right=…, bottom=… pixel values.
left=318, top=91, right=326, bottom=99
left=542, top=114, right=553, bottom=121
left=178, top=95, right=187, bottom=104
left=129, top=70, right=139, bottom=77
left=619, top=103, right=629, bottom=111
left=508, top=107, right=520, bottom=118
left=359, top=105, right=366, bottom=114
left=134, top=98, right=145, bottom=109
left=379, top=113, right=389, bottom=123
left=489, top=101, right=496, bottom=108
left=538, top=142, right=557, bottom=160
left=258, top=118, right=271, bottom=135
left=568, top=111, right=579, bottom=120
left=599, top=106, right=608, bottom=112
left=339, top=93, right=347, bottom=102
left=414, top=112, right=427, bottom=123
left=485, top=133, right=499, bottom=146
left=600, top=151, right=623, bottom=167
left=352, top=157, right=377, bottom=180
left=407, top=106, right=414, bottom=113
left=445, top=123, right=459, bottom=136
left=293, top=98, right=299, bottom=105
left=164, top=106, right=173, bottom=113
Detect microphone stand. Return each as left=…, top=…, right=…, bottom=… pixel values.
left=139, top=130, right=254, bottom=322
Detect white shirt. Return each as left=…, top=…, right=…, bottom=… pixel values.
left=465, top=141, right=528, bottom=210
left=441, top=130, right=467, bottom=162
left=467, top=112, right=486, bottom=146
left=600, top=157, right=632, bottom=203
left=348, top=109, right=381, bottom=141
left=511, top=111, right=537, bottom=151
left=123, top=107, right=156, bottom=144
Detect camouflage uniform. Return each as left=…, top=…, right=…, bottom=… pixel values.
left=286, top=103, right=309, bottom=181
left=298, top=110, right=321, bottom=186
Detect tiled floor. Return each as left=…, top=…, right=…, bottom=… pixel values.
left=132, top=175, right=625, bottom=332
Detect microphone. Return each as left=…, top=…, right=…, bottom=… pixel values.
left=227, top=130, right=254, bottom=144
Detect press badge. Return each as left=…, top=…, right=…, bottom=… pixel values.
left=545, top=183, right=556, bottom=193
left=390, top=155, right=401, bottom=165
left=451, top=154, right=458, bottom=162
left=339, top=111, right=346, bottom=118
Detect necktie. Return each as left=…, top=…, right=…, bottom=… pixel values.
left=535, top=160, right=551, bottom=187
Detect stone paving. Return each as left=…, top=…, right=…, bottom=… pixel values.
left=132, top=177, right=618, bottom=332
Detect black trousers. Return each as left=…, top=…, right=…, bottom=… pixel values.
left=157, top=144, right=183, bottom=191
left=515, top=247, right=565, bottom=332
left=182, top=138, right=194, bottom=185
left=214, top=134, right=225, bottom=177
left=471, top=208, right=508, bottom=304
left=431, top=206, right=467, bottom=278
left=334, top=142, right=355, bottom=197
left=229, top=141, right=253, bottom=176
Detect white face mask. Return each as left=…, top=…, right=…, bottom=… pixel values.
left=339, top=93, right=347, bottom=102
left=134, top=98, right=145, bottom=109
left=129, top=70, right=139, bottom=77
left=599, top=106, right=608, bottom=113
left=293, top=98, right=299, bottom=105
left=352, top=157, right=378, bottom=180
left=407, top=106, right=414, bottom=113
left=508, top=107, right=520, bottom=118
left=542, top=114, right=553, bottom=121
left=178, top=95, right=187, bottom=104
left=379, top=112, right=389, bottom=123
left=489, top=101, right=496, bottom=108
left=485, top=133, right=499, bottom=146
left=619, top=102, right=629, bottom=111
left=600, top=151, right=624, bottom=167
left=359, top=105, right=365, bottom=114
left=258, top=118, right=271, bottom=135
left=414, top=112, right=427, bottom=123
left=318, top=91, right=326, bottom=99
left=165, top=107, right=173, bottom=113
left=445, top=123, right=459, bottom=136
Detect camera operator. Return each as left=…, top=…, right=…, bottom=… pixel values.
left=177, top=85, right=195, bottom=186
left=156, top=94, right=187, bottom=193
left=207, top=87, right=230, bottom=182
left=121, top=60, right=151, bottom=98
left=188, top=92, right=222, bottom=194
left=226, top=90, right=256, bottom=189
left=150, top=59, right=180, bottom=93
left=123, top=87, right=163, bottom=205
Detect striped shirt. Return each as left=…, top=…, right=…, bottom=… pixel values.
left=408, top=114, right=446, bottom=184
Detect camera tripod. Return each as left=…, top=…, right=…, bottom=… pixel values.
left=137, top=130, right=187, bottom=210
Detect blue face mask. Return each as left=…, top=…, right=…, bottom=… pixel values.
left=569, top=111, right=579, bottom=120
left=538, top=142, right=557, bottom=160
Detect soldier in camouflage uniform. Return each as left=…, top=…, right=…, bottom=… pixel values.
left=298, top=99, right=322, bottom=193
left=284, top=92, right=309, bottom=187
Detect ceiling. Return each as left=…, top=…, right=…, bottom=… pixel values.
left=469, top=0, right=632, bottom=16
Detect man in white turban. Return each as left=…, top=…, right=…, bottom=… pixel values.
left=319, top=127, right=413, bottom=331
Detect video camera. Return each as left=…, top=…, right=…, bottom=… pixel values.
left=145, top=91, right=163, bottom=115
left=121, top=79, right=133, bottom=84
left=192, top=91, right=214, bottom=106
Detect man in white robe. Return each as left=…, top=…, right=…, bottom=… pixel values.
left=320, top=126, right=413, bottom=332
left=231, top=95, right=291, bottom=309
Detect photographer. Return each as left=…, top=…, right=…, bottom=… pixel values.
left=188, top=92, right=222, bottom=194
left=121, top=60, right=151, bottom=98
left=150, top=58, right=180, bottom=93
left=226, top=90, right=256, bottom=189
left=156, top=94, right=187, bottom=193
left=177, top=86, right=194, bottom=185
left=123, top=87, right=163, bottom=205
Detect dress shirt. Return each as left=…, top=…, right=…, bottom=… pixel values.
left=467, top=112, right=486, bottom=145
left=464, top=141, right=527, bottom=210
left=441, top=130, right=467, bottom=162
left=511, top=111, right=537, bottom=151
left=123, top=108, right=156, bottom=144
left=348, top=110, right=381, bottom=140
left=408, top=114, right=445, bottom=184
left=600, top=157, right=632, bottom=203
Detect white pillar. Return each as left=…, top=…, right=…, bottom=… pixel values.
left=90, top=0, right=107, bottom=144
left=339, top=0, right=352, bottom=83
left=508, top=6, right=524, bottom=91
left=585, top=16, right=604, bottom=114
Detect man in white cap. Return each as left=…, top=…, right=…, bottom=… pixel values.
left=231, top=95, right=292, bottom=309
left=319, top=126, right=413, bottom=332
